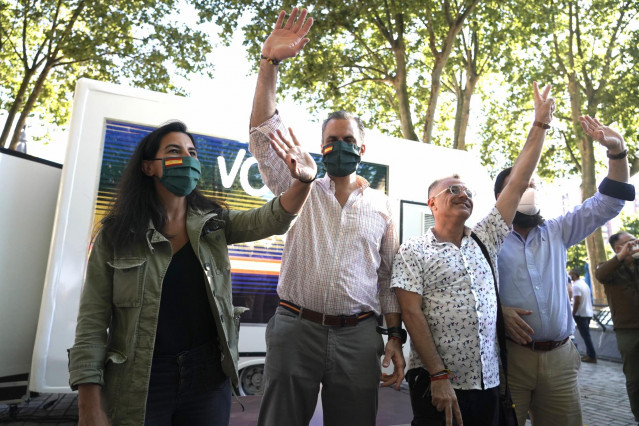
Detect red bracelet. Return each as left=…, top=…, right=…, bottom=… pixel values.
left=389, top=336, right=402, bottom=342
left=430, top=374, right=450, bottom=382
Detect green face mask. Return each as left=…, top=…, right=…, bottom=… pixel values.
left=153, top=156, right=201, bottom=196
left=321, top=140, right=361, bottom=177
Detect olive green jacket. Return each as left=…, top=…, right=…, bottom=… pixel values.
left=68, top=197, right=295, bottom=425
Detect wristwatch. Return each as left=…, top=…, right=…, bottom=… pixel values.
left=376, top=326, right=408, bottom=344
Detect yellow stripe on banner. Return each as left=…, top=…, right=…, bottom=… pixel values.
left=230, top=257, right=281, bottom=275
left=322, top=145, right=333, bottom=154
left=165, top=158, right=183, bottom=167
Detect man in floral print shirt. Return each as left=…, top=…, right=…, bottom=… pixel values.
left=391, top=82, right=555, bottom=426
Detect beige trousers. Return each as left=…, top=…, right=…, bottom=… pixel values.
left=506, top=339, right=582, bottom=426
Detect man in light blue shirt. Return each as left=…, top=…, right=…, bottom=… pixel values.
left=494, top=116, right=635, bottom=426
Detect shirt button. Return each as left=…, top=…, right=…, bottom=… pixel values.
left=535, top=286, right=540, bottom=290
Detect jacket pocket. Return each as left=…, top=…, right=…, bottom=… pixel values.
left=203, top=230, right=231, bottom=274
left=108, top=258, right=146, bottom=307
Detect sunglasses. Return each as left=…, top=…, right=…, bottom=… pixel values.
left=431, top=184, right=474, bottom=199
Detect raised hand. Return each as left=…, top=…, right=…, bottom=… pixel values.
left=617, top=238, right=639, bottom=262
left=579, top=116, right=625, bottom=152
left=262, top=8, right=314, bottom=62
left=533, top=81, right=555, bottom=125
left=269, top=128, right=317, bottom=182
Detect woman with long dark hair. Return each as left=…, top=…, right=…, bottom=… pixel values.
left=68, top=121, right=316, bottom=425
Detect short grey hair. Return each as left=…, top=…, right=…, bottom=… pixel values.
left=321, top=110, right=366, bottom=142
left=428, top=174, right=461, bottom=198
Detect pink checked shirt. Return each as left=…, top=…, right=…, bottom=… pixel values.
left=249, top=113, right=400, bottom=316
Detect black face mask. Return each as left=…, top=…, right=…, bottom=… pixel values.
left=321, top=140, right=361, bottom=177
left=512, top=211, right=545, bottom=229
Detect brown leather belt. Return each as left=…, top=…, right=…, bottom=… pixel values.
left=508, top=336, right=570, bottom=352
left=279, top=300, right=374, bottom=327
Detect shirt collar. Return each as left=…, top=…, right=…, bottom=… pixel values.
left=320, top=174, right=370, bottom=192
left=425, top=225, right=472, bottom=246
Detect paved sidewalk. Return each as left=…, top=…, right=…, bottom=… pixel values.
left=1, top=358, right=635, bottom=425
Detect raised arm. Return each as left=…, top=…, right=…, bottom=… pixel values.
left=579, top=116, right=629, bottom=183
left=250, top=8, right=313, bottom=127
left=496, top=82, right=554, bottom=226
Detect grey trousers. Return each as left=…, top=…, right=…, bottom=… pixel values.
left=615, top=328, right=639, bottom=421
left=257, top=307, right=384, bottom=426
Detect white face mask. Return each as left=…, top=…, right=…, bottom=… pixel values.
left=516, top=187, right=540, bottom=215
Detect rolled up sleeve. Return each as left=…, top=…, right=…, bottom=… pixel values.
left=225, top=196, right=297, bottom=245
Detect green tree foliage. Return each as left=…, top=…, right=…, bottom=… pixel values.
left=0, top=0, right=217, bottom=149
left=619, top=211, right=639, bottom=237
left=208, top=0, right=481, bottom=143
left=566, top=240, right=588, bottom=272
left=478, top=0, right=639, bottom=301
left=443, top=1, right=515, bottom=150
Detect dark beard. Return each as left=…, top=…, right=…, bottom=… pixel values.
left=512, top=211, right=545, bottom=228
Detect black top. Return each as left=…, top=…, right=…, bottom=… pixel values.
left=153, top=242, right=218, bottom=356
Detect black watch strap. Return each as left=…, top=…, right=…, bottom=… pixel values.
left=376, top=326, right=408, bottom=344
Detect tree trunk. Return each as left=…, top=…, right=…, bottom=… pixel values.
left=0, top=68, right=37, bottom=148
left=421, top=0, right=480, bottom=144
left=453, top=73, right=477, bottom=150
left=8, top=63, right=54, bottom=150
left=453, top=82, right=463, bottom=148
left=422, top=57, right=446, bottom=144
left=392, top=43, right=419, bottom=141
left=567, top=76, right=607, bottom=304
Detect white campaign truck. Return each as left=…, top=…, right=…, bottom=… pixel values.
left=0, top=79, right=494, bottom=401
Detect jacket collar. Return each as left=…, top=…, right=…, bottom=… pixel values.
left=144, top=207, right=223, bottom=252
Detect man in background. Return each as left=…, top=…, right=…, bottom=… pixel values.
left=596, top=231, right=639, bottom=422
left=570, top=268, right=597, bottom=363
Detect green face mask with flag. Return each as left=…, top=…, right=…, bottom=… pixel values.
left=153, top=156, right=201, bottom=196
left=321, top=140, right=361, bottom=177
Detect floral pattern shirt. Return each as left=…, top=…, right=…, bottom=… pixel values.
left=391, top=206, right=509, bottom=390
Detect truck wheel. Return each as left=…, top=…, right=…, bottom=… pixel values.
left=238, top=364, right=265, bottom=396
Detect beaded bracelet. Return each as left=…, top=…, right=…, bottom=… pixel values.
left=261, top=55, right=281, bottom=65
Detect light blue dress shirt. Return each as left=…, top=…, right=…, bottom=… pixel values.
left=497, top=191, right=624, bottom=342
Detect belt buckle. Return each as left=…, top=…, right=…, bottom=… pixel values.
left=342, top=314, right=357, bottom=327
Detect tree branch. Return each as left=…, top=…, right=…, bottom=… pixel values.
left=337, top=76, right=390, bottom=90
left=338, top=63, right=389, bottom=77
left=596, top=4, right=628, bottom=94
left=341, top=25, right=390, bottom=74
left=424, top=3, right=439, bottom=55
left=560, top=129, right=582, bottom=172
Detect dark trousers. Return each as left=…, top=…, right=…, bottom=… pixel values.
left=406, top=368, right=499, bottom=426
left=574, top=315, right=597, bottom=359
left=144, top=343, right=231, bottom=426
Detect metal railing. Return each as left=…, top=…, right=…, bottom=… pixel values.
left=591, top=304, right=613, bottom=332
